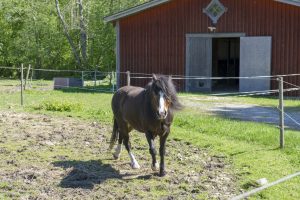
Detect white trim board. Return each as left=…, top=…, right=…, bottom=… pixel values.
left=275, top=0, right=300, bottom=7
left=104, top=0, right=170, bottom=23
left=104, top=0, right=300, bottom=23
left=187, top=33, right=246, bottom=38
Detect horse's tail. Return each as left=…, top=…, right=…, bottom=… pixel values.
left=108, top=118, right=119, bottom=151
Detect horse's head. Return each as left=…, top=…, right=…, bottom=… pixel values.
left=149, top=74, right=173, bottom=120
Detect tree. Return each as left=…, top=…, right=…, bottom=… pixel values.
left=0, top=0, right=148, bottom=73
left=55, top=0, right=82, bottom=67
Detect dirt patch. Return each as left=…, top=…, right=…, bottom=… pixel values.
left=0, top=82, right=53, bottom=93
left=0, top=84, right=21, bottom=93
left=0, top=111, right=237, bottom=199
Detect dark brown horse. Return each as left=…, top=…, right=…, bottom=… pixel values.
left=109, top=74, right=182, bottom=177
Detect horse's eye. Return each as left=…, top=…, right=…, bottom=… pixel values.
left=153, top=86, right=160, bottom=94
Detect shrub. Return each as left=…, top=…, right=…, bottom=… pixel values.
left=34, top=101, right=82, bottom=112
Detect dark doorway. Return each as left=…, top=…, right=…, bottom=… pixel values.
left=212, top=38, right=240, bottom=91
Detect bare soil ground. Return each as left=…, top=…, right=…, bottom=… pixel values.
left=0, top=84, right=21, bottom=93
left=0, top=81, right=53, bottom=93
left=0, top=111, right=237, bottom=199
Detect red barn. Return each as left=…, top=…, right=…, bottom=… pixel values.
left=104, top=0, right=300, bottom=93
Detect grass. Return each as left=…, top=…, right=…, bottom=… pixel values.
left=0, top=80, right=300, bottom=199
left=172, top=108, right=300, bottom=199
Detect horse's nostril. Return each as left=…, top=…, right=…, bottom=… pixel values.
left=157, top=111, right=165, bottom=118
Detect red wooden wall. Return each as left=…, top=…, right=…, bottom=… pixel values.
left=119, top=0, right=300, bottom=92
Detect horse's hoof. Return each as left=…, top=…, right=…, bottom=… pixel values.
left=131, top=162, right=140, bottom=169
left=151, top=162, right=159, bottom=171
left=112, top=153, right=119, bottom=160
left=159, top=170, right=167, bottom=177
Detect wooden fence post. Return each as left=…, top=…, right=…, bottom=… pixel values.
left=20, top=64, right=24, bottom=106
left=109, top=72, right=112, bottom=86
left=278, top=77, right=284, bottom=148
left=94, top=69, right=97, bottom=87
left=111, top=71, right=114, bottom=92
left=126, top=71, right=130, bottom=86
left=29, top=67, right=33, bottom=88
left=81, top=71, right=84, bottom=87
left=24, top=64, right=31, bottom=90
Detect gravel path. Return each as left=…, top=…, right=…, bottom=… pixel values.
left=182, top=96, right=300, bottom=130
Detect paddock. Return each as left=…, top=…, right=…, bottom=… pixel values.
left=0, top=71, right=300, bottom=199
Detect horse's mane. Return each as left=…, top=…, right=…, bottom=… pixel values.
left=146, top=75, right=183, bottom=111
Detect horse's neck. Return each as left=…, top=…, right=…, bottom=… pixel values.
left=144, top=89, right=155, bottom=115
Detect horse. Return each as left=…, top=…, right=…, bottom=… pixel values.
left=109, top=74, right=182, bottom=177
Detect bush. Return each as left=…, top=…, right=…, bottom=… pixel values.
left=34, top=101, right=83, bottom=112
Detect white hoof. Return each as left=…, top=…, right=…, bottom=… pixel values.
left=112, top=153, right=120, bottom=160
left=151, top=162, right=159, bottom=171
left=113, top=144, right=122, bottom=160
left=131, top=162, right=140, bottom=169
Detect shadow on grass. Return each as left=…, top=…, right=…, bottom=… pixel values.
left=229, top=147, right=280, bottom=157
left=52, top=160, right=129, bottom=189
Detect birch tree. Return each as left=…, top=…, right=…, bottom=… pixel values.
left=55, top=0, right=82, bottom=67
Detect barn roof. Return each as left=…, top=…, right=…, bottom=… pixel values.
left=104, top=0, right=300, bottom=23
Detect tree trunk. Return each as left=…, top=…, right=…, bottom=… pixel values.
left=32, top=16, right=42, bottom=68
left=78, top=0, right=87, bottom=67
left=55, top=0, right=81, bottom=67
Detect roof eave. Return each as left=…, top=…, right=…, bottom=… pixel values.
left=103, top=0, right=171, bottom=23
left=275, top=0, right=300, bottom=7
left=104, top=0, right=300, bottom=23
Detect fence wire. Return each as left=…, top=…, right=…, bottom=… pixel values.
left=0, top=67, right=300, bottom=197
left=0, top=67, right=299, bottom=131
left=232, top=171, right=300, bottom=200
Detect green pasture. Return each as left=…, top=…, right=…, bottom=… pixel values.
left=0, top=80, right=299, bottom=199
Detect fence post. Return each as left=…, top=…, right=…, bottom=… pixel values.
left=81, top=71, right=84, bottom=87
left=111, top=71, right=114, bottom=92
left=109, top=71, right=112, bottom=86
left=29, top=67, right=33, bottom=88
left=20, top=64, right=24, bottom=106
left=24, top=64, right=31, bottom=90
left=126, top=71, right=130, bottom=86
left=278, top=76, right=284, bottom=148
left=94, top=69, right=97, bottom=87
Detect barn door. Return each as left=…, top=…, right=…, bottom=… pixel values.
left=186, top=37, right=212, bottom=92
left=240, top=37, right=272, bottom=92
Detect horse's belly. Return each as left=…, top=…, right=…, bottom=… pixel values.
left=122, top=102, right=146, bottom=132
left=125, top=119, right=145, bottom=133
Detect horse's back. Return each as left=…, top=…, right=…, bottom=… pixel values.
left=111, top=86, right=145, bottom=118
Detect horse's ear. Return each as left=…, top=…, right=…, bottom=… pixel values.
left=152, top=74, right=157, bottom=81
left=168, top=76, right=172, bottom=82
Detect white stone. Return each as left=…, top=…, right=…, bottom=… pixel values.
left=256, top=178, right=268, bottom=186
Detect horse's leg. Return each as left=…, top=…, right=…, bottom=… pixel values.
left=159, top=131, right=169, bottom=177
left=146, top=132, right=159, bottom=171
left=113, top=134, right=123, bottom=160
left=123, top=134, right=140, bottom=169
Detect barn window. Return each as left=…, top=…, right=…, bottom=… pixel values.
left=203, top=0, right=227, bottom=24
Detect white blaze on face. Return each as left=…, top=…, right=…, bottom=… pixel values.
left=158, top=91, right=165, bottom=115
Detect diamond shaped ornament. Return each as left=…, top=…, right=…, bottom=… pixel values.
left=203, top=0, right=227, bottom=24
